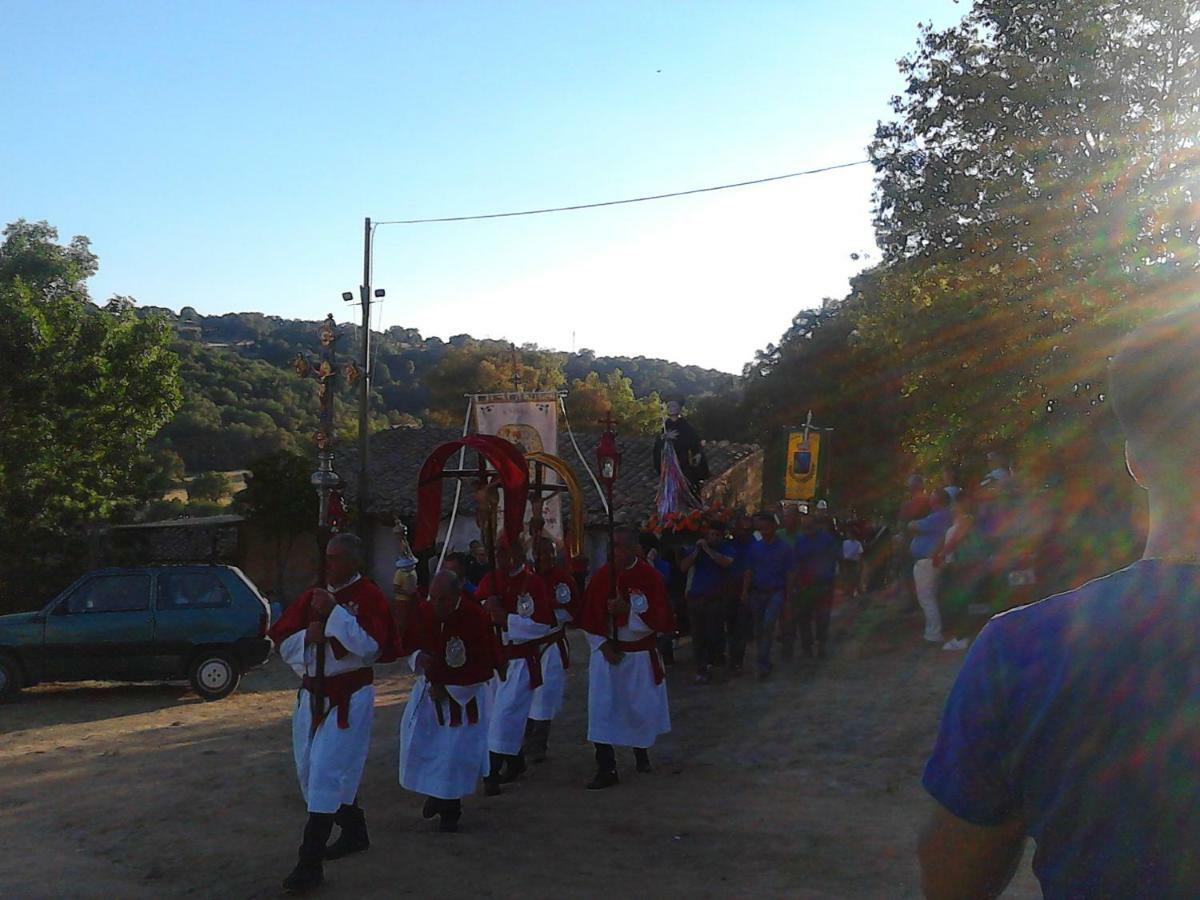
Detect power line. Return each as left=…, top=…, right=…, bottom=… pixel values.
left=374, top=158, right=870, bottom=226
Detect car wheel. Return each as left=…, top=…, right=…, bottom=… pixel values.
left=189, top=651, right=240, bottom=701
left=0, top=653, right=23, bottom=703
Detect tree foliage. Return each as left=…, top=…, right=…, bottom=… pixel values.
left=0, top=220, right=182, bottom=598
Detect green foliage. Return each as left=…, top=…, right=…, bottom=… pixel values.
left=0, top=220, right=182, bottom=599
left=565, top=370, right=663, bottom=435
left=187, top=471, right=231, bottom=502
left=234, top=449, right=317, bottom=598
left=737, top=1, right=1200, bottom=516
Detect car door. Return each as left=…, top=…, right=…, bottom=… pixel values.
left=151, top=568, right=235, bottom=677
left=41, top=571, right=155, bottom=682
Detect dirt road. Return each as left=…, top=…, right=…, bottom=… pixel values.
left=0, top=596, right=1039, bottom=898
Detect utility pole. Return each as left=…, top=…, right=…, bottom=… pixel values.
left=358, top=216, right=372, bottom=564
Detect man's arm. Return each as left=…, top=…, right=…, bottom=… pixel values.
left=918, top=801, right=1025, bottom=900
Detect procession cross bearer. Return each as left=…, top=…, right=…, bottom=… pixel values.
left=397, top=569, right=501, bottom=832
left=267, top=533, right=394, bottom=893
left=475, top=538, right=557, bottom=793
left=581, top=525, right=674, bottom=789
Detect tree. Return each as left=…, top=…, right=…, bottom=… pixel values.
left=187, top=471, right=231, bottom=502
left=0, top=220, right=182, bottom=601
left=234, top=450, right=316, bottom=599
left=864, top=0, right=1200, bottom=476
left=564, top=370, right=663, bottom=435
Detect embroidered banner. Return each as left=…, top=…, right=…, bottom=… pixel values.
left=474, top=393, right=562, bottom=543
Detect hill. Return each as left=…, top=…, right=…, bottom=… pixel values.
left=141, top=306, right=738, bottom=472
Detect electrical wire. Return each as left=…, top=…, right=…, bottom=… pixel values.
left=374, top=159, right=869, bottom=226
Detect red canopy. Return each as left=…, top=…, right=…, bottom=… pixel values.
left=413, top=434, right=529, bottom=552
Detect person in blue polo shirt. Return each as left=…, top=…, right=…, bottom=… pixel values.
left=785, top=510, right=841, bottom=660
left=740, top=511, right=792, bottom=680
left=680, top=520, right=735, bottom=684
left=919, top=308, right=1200, bottom=898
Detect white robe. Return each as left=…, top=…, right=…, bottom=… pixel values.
left=279, top=603, right=379, bottom=814
left=399, top=658, right=491, bottom=800
left=529, top=626, right=569, bottom=721
left=487, top=612, right=552, bottom=756
left=585, top=611, right=671, bottom=749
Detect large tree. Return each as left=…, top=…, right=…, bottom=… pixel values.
left=865, top=0, right=1200, bottom=466
left=0, top=220, right=181, bottom=600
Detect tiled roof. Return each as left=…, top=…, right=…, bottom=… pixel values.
left=339, top=425, right=761, bottom=529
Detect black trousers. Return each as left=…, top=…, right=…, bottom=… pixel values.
left=785, top=582, right=834, bottom=653
left=686, top=590, right=727, bottom=671
left=594, top=743, right=648, bottom=772
left=726, top=592, right=753, bottom=668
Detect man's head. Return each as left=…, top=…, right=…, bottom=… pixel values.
left=325, top=533, right=364, bottom=585
left=800, top=510, right=819, bottom=533
left=441, top=554, right=465, bottom=578
left=781, top=506, right=800, bottom=532
left=734, top=515, right=754, bottom=539
left=470, top=540, right=487, bottom=564
left=429, top=569, right=462, bottom=620
left=703, top=521, right=725, bottom=544
left=496, top=539, right=522, bottom=573
left=613, top=526, right=639, bottom=568
left=1112, top=308, right=1200, bottom=492
left=754, top=511, right=778, bottom=540
left=907, top=473, right=925, bottom=492
left=665, top=399, right=683, bottom=419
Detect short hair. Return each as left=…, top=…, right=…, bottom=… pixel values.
left=1111, top=308, right=1200, bottom=462
left=431, top=568, right=461, bottom=597
left=754, top=511, right=777, bottom=523
left=328, top=533, right=365, bottom=568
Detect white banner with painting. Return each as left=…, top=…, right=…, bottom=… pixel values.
left=473, top=392, right=562, bottom=545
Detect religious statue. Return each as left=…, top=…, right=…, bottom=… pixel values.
left=652, top=399, right=709, bottom=517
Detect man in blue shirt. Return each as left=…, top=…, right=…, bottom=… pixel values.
left=785, top=511, right=841, bottom=660
left=725, top=515, right=757, bottom=676
left=680, top=521, right=735, bottom=684
left=920, top=309, right=1200, bottom=898
left=741, top=511, right=792, bottom=680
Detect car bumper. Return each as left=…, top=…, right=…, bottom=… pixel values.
left=235, top=638, right=272, bottom=671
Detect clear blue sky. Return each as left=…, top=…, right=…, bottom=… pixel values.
left=2, top=1, right=964, bottom=373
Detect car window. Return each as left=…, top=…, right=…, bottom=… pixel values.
left=66, top=574, right=152, bottom=614
left=157, top=571, right=230, bottom=610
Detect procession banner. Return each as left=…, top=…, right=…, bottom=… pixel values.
left=474, top=392, right=562, bottom=543
left=784, top=430, right=822, bottom=501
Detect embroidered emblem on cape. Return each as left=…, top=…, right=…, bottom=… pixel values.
left=517, top=592, right=535, bottom=618
left=554, top=582, right=572, bottom=606
left=342, top=600, right=359, bottom=616
left=630, top=591, right=649, bottom=615
left=445, top=636, right=467, bottom=668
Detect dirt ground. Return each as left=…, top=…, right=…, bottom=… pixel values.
left=0, top=592, right=1041, bottom=899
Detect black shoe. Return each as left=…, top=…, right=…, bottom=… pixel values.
left=634, top=750, right=652, bottom=774
left=586, top=769, right=620, bottom=790
left=422, top=797, right=440, bottom=819
left=282, top=859, right=323, bottom=893
left=439, top=812, right=460, bottom=833
left=483, top=777, right=502, bottom=797
left=324, top=805, right=369, bottom=861
left=499, top=753, right=526, bottom=784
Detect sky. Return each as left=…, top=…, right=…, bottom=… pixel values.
left=1, top=1, right=966, bottom=374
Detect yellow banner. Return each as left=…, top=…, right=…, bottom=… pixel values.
left=784, top=431, right=822, bottom=501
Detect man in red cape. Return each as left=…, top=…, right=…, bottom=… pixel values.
left=396, top=569, right=501, bottom=832
left=580, top=525, right=674, bottom=789
left=266, top=533, right=394, bottom=892
left=525, top=536, right=580, bottom=763
left=475, top=538, right=557, bottom=792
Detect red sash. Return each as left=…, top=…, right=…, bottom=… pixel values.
left=302, top=667, right=374, bottom=729
left=615, top=635, right=665, bottom=685
left=431, top=689, right=480, bottom=727
left=503, top=628, right=569, bottom=690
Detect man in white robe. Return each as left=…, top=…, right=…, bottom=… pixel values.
left=398, top=570, right=499, bottom=831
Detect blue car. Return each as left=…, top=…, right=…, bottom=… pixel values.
left=0, top=564, right=272, bottom=702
